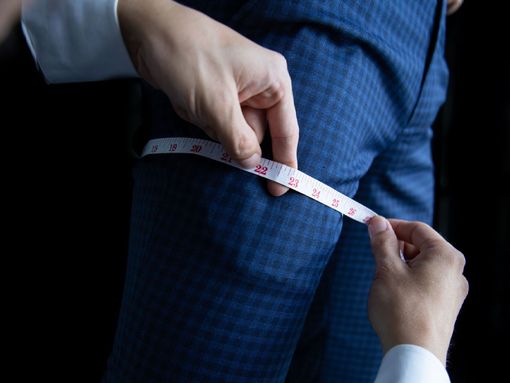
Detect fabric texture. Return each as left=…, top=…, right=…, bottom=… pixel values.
left=103, top=1, right=449, bottom=382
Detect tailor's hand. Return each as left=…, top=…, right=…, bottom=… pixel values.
left=367, top=216, right=469, bottom=365
left=118, top=0, right=299, bottom=196
left=447, top=0, right=463, bottom=15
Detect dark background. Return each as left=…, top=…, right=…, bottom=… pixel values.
left=433, top=2, right=509, bottom=381
left=1, top=1, right=508, bottom=381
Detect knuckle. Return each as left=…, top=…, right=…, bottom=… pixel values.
left=272, top=51, right=288, bottom=70
left=269, top=52, right=291, bottom=82
left=268, top=80, right=285, bottom=100
left=443, top=247, right=466, bottom=269
left=442, top=250, right=459, bottom=268
left=455, top=249, right=466, bottom=268
left=460, top=276, right=470, bottom=298
left=231, top=134, right=254, bottom=159
left=422, top=237, right=445, bottom=252
left=414, top=221, right=433, bottom=232
left=409, top=221, right=434, bottom=242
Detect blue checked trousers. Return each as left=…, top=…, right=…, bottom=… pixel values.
left=103, top=1, right=449, bottom=382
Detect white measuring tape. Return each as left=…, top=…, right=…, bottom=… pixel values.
left=142, top=137, right=377, bottom=224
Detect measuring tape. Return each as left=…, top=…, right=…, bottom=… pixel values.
left=142, top=137, right=377, bottom=224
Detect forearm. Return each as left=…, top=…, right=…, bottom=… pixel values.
left=117, top=0, right=298, bottom=172
left=116, top=0, right=181, bottom=84
left=21, top=0, right=137, bottom=83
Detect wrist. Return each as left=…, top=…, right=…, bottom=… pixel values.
left=117, top=0, right=179, bottom=74
left=117, top=0, right=148, bottom=71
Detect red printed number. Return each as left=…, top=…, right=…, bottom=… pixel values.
left=151, top=144, right=158, bottom=153
left=220, top=152, right=232, bottom=163
left=331, top=198, right=339, bottom=208
left=190, top=144, right=202, bottom=153
left=168, top=143, right=177, bottom=152
left=288, top=177, right=299, bottom=188
left=255, top=165, right=268, bottom=175
left=312, top=188, right=321, bottom=199
left=347, top=207, right=357, bottom=216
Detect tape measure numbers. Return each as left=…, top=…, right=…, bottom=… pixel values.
left=142, top=137, right=377, bottom=224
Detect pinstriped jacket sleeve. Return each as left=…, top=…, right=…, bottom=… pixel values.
left=21, top=0, right=137, bottom=83
left=374, top=345, right=451, bottom=383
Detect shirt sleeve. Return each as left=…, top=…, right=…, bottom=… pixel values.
left=374, top=344, right=451, bottom=383
left=21, top=0, right=138, bottom=83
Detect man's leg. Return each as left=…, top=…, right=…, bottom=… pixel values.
left=287, top=2, right=450, bottom=381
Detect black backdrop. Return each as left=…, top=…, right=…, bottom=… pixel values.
left=433, top=2, right=509, bottom=381
left=1, top=1, right=508, bottom=381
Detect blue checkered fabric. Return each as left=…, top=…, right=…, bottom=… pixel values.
left=103, top=1, right=449, bottom=382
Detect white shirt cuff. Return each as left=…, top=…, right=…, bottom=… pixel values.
left=374, top=344, right=450, bottom=383
left=22, top=0, right=138, bottom=83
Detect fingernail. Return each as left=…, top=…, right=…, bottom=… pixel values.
left=238, top=153, right=261, bottom=169
left=368, top=216, right=388, bottom=238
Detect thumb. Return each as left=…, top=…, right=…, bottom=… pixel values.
left=368, top=216, right=404, bottom=272
left=211, top=95, right=262, bottom=169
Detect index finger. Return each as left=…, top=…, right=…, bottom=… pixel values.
left=266, top=79, right=299, bottom=196
left=388, top=219, right=446, bottom=250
